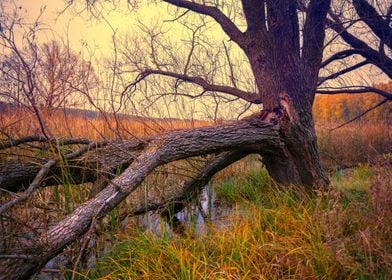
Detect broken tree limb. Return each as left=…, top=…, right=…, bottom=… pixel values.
left=159, top=150, right=249, bottom=217
left=0, top=119, right=281, bottom=279
left=0, top=139, right=145, bottom=192
left=123, top=150, right=250, bottom=218
left=0, top=141, right=108, bottom=214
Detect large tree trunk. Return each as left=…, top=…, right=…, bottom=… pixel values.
left=243, top=51, right=329, bottom=189
left=0, top=140, right=145, bottom=192
left=255, top=104, right=329, bottom=189
left=239, top=0, right=330, bottom=189
left=264, top=111, right=329, bottom=188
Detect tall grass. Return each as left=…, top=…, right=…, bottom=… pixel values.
left=1, top=108, right=390, bottom=168
left=86, top=163, right=391, bottom=280
left=317, top=122, right=391, bottom=170
left=0, top=108, right=212, bottom=140
left=1, top=109, right=391, bottom=279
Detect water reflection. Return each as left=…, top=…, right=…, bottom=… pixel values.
left=41, top=185, right=233, bottom=278
left=134, top=185, right=233, bottom=236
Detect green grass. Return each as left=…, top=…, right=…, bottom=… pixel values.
left=82, top=165, right=391, bottom=280
left=214, top=167, right=271, bottom=205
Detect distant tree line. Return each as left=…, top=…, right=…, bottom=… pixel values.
left=313, top=81, right=392, bottom=123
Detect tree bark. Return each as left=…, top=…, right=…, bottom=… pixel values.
left=242, top=48, right=329, bottom=188
left=237, top=0, right=330, bottom=189
left=268, top=110, right=329, bottom=188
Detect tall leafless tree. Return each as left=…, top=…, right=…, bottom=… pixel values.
left=0, top=39, right=97, bottom=111
left=0, top=3, right=97, bottom=140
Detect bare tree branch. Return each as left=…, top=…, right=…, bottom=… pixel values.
left=130, top=150, right=249, bottom=217
left=327, top=17, right=392, bottom=78
left=161, top=0, right=245, bottom=47
left=0, top=135, right=90, bottom=150
left=125, top=69, right=261, bottom=104
left=0, top=140, right=145, bottom=193
left=321, top=49, right=366, bottom=68
left=317, top=60, right=369, bottom=85
left=316, top=86, right=392, bottom=100
left=0, top=141, right=106, bottom=214
left=159, top=150, right=249, bottom=217
left=352, top=0, right=392, bottom=50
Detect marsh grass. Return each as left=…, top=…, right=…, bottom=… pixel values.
left=317, top=122, right=391, bottom=170
left=214, top=167, right=271, bottom=205
left=1, top=110, right=391, bottom=279
left=84, top=162, right=391, bottom=280
left=0, top=108, right=212, bottom=140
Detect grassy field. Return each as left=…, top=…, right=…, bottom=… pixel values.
left=0, top=109, right=391, bottom=279
left=0, top=108, right=212, bottom=140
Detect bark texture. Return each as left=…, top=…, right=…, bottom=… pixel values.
left=238, top=0, right=331, bottom=188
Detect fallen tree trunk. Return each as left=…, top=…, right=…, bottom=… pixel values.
left=0, top=140, right=145, bottom=192
left=0, top=119, right=281, bottom=279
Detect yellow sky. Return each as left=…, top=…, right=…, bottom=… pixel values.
left=4, top=1, right=245, bottom=119
left=16, top=0, right=156, bottom=56
left=4, top=0, right=389, bottom=119
left=16, top=0, right=234, bottom=57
